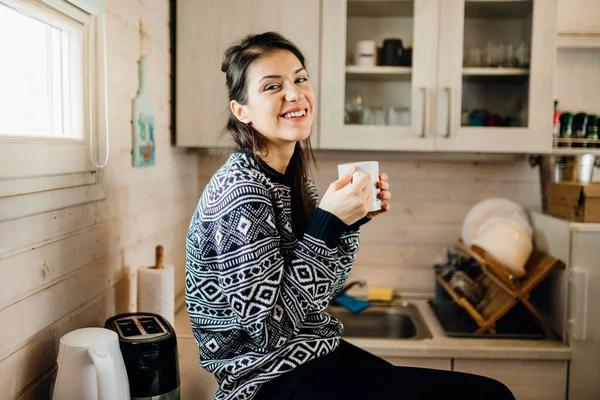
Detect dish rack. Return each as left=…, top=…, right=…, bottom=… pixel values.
left=436, top=239, right=566, bottom=339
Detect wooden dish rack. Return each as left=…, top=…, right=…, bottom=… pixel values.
left=436, top=239, right=566, bottom=339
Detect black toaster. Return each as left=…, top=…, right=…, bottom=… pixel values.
left=105, top=312, right=180, bottom=400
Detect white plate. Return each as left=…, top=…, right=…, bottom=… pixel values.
left=461, top=198, right=533, bottom=246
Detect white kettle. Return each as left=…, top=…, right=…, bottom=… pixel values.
left=51, top=327, right=130, bottom=400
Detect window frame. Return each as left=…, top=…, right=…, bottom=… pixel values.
left=0, top=0, right=106, bottom=218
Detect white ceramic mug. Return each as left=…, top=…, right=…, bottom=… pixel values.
left=337, top=161, right=381, bottom=212
left=354, top=40, right=377, bottom=67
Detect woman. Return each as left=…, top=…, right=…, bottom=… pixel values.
left=186, top=32, right=514, bottom=400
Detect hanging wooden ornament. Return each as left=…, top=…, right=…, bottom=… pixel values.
left=132, top=19, right=155, bottom=166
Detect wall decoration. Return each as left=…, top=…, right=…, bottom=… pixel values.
left=132, top=20, right=155, bottom=167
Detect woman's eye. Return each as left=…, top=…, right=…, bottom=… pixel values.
left=296, top=77, right=308, bottom=83
left=264, top=83, right=280, bottom=91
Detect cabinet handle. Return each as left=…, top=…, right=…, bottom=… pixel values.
left=444, top=87, right=452, bottom=138
left=420, top=87, right=427, bottom=138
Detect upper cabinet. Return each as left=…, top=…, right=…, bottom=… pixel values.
left=319, top=0, right=558, bottom=153
left=557, top=0, right=600, bottom=35
left=175, top=0, right=321, bottom=148
left=320, top=0, right=440, bottom=151
left=436, top=0, right=556, bottom=153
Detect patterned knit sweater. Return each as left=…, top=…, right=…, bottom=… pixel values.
left=185, top=150, right=365, bottom=400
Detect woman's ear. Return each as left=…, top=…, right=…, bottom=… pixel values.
left=230, top=100, right=251, bottom=124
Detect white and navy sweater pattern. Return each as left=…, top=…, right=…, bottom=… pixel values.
left=185, top=151, right=363, bottom=400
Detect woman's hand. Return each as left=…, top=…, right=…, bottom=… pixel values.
left=319, top=167, right=373, bottom=225
left=366, top=172, right=391, bottom=219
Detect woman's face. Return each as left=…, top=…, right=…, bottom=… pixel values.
left=231, top=50, right=316, bottom=151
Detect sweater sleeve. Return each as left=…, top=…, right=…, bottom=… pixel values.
left=305, top=178, right=362, bottom=300
left=204, top=181, right=347, bottom=351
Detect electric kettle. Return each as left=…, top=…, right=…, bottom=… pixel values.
left=51, top=327, right=130, bottom=400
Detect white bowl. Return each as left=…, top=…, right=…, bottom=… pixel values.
left=461, top=198, right=533, bottom=246
left=471, top=218, right=533, bottom=278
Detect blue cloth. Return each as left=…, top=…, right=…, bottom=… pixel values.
left=333, top=294, right=372, bottom=314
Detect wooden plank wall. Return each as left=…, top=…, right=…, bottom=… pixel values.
left=198, top=152, right=545, bottom=296
left=0, top=1, right=200, bottom=398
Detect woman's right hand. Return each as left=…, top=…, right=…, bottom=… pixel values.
left=318, top=167, right=373, bottom=225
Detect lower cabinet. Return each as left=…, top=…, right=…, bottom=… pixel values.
left=453, top=359, right=568, bottom=400
left=383, top=357, right=568, bottom=399
left=385, top=357, right=452, bottom=371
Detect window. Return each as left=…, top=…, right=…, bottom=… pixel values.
left=0, top=0, right=107, bottom=209
left=0, top=2, right=83, bottom=139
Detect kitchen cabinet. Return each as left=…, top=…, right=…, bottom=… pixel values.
left=557, top=0, right=600, bottom=36
left=453, top=359, right=567, bottom=400
left=175, top=0, right=321, bottom=148
left=319, top=0, right=557, bottom=153
left=320, top=0, right=440, bottom=151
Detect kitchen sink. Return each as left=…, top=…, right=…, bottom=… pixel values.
left=326, top=301, right=432, bottom=340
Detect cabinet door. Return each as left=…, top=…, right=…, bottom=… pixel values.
left=453, top=359, right=567, bottom=400
left=319, top=0, right=439, bottom=151
left=435, top=0, right=557, bottom=153
left=557, top=0, right=600, bottom=35
left=176, top=0, right=321, bottom=148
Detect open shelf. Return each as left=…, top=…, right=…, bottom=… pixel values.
left=347, top=0, right=413, bottom=18
left=463, top=67, right=529, bottom=76
left=346, top=65, right=412, bottom=80
left=552, top=137, right=600, bottom=154
left=465, top=0, right=532, bottom=20
left=551, top=148, right=600, bottom=155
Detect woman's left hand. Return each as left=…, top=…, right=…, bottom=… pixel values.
left=366, top=172, right=391, bottom=219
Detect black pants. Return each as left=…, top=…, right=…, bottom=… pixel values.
left=256, top=340, right=515, bottom=400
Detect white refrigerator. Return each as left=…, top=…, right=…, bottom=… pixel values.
left=530, top=212, right=600, bottom=400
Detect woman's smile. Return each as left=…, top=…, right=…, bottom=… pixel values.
left=280, top=106, right=309, bottom=123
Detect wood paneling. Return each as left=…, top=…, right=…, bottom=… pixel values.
left=0, top=0, right=200, bottom=398
left=1, top=280, right=130, bottom=399
left=0, top=181, right=129, bottom=256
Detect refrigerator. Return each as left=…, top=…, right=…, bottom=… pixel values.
left=530, top=212, right=600, bottom=400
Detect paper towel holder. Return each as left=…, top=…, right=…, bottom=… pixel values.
left=153, top=245, right=164, bottom=269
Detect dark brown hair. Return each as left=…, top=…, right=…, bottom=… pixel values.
left=221, top=31, right=317, bottom=235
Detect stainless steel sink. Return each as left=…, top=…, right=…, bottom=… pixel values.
left=326, top=301, right=432, bottom=340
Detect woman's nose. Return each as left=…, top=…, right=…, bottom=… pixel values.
left=285, top=84, right=305, bottom=102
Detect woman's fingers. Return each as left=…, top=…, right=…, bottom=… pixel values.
left=378, top=190, right=392, bottom=200
left=377, top=181, right=390, bottom=190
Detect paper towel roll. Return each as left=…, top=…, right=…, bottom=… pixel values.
left=137, top=265, right=175, bottom=326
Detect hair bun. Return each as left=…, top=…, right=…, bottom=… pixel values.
left=221, top=45, right=240, bottom=74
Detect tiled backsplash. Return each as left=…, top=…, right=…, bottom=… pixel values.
left=198, top=150, right=542, bottom=295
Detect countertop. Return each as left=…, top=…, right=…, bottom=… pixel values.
left=333, top=299, right=571, bottom=361
left=174, top=299, right=570, bottom=361
left=174, top=299, right=570, bottom=399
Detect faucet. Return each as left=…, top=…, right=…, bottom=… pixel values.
left=336, top=280, right=367, bottom=297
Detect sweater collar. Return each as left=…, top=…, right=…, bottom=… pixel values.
left=235, top=150, right=294, bottom=186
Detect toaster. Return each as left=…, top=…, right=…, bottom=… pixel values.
left=105, top=312, right=180, bottom=400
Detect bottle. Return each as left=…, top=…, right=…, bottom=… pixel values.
left=585, top=114, right=599, bottom=148
left=558, top=112, right=573, bottom=147
left=572, top=113, right=588, bottom=148
left=552, top=100, right=560, bottom=138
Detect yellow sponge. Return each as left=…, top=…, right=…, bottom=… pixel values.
left=367, top=287, right=394, bottom=302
